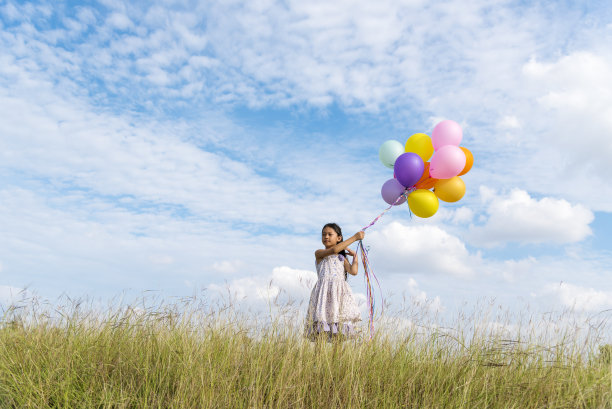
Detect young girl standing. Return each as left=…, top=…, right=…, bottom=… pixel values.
left=305, top=223, right=364, bottom=341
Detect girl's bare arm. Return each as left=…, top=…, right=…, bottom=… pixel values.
left=344, top=248, right=359, bottom=276
left=349, top=252, right=359, bottom=276
left=315, top=231, right=365, bottom=262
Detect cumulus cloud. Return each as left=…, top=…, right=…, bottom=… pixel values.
left=469, top=187, right=594, bottom=246
left=543, top=282, right=612, bottom=312
left=207, top=266, right=317, bottom=308
left=515, top=51, right=612, bottom=210
left=367, top=221, right=480, bottom=278
left=439, top=206, right=474, bottom=226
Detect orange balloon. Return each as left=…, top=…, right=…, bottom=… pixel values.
left=458, top=147, right=473, bottom=176
left=415, top=178, right=438, bottom=190
left=414, top=162, right=438, bottom=189
left=415, top=163, right=430, bottom=184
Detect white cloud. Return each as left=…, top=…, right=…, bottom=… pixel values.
left=498, top=115, right=521, bottom=129
left=269, top=266, right=318, bottom=301
left=469, top=187, right=594, bottom=246
left=1, top=3, right=20, bottom=21
left=209, top=277, right=279, bottom=303
left=543, top=282, right=612, bottom=312
left=3, top=1, right=610, bottom=211
left=443, top=206, right=474, bottom=225
left=107, top=12, right=133, bottom=30
left=0, top=0, right=547, bottom=113
left=207, top=266, right=317, bottom=308
left=519, top=52, right=612, bottom=210
left=0, top=66, right=332, bottom=230
left=0, top=58, right=389, bottom=298
left=201, top=0, right=539, bottom=110
left=0, top=182, right=330, bottom=300
left=495, top=257, right=538, bottom=283
left=367, top=221, right=480, bottom=278
left=76, top=7, right=97, bottom=26
left=211, top=260, right=245, bottom=274
left=0, top=43, right=392, bottom=239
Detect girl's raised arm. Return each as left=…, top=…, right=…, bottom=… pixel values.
left=315, top=231, right=365, bottom=261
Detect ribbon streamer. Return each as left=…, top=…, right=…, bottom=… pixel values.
left=357, top=239, right=383, bottom=340
left=357, top=188, right=414, bottom=339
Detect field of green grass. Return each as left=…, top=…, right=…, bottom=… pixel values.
left=1, top=293, right=610, bottom=408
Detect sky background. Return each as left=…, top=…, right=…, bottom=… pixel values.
left=1, top=0, right=611, bottom=335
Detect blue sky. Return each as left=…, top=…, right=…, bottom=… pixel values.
left=1, top=0, right=611, bottom=335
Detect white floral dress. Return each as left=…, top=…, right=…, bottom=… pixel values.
left=305, top=254, right=361, bottom=339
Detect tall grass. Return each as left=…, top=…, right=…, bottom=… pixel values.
left=0, top=292, right=610, bottom=408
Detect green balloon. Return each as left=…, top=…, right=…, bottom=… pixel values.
left=379, top=140, right=404, bottom=169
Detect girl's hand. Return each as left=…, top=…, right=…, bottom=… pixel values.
left=345, top=248, right=356, bottom=258
left=354, top=231, right=365, bottom=241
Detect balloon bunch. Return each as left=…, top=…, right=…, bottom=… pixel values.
left=378, top=120, right=473, bottom=218
left=357, top=123, right=473, bottom=339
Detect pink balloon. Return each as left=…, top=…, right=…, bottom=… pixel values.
left=429, top=145, right=466, bottom=179
left=431, top=120, right=462, bottom=150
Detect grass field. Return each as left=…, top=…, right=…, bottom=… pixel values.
left=0, top=293, right=610, bottom=408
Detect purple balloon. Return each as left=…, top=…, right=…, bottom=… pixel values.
left=394, top=152, right=424, bottom=188
left=381, top=178, right=407, bottom=205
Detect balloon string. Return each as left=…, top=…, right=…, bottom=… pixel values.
left=361, top=187, right=415, bottom=231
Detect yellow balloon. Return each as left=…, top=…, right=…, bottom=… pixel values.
left=405, top=133, right=434, bottom=162
left=434, top=176, right=466, bottom=202
left=408, top=189, right=439, bottom=218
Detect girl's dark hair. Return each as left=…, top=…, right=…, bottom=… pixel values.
left=322, top=222, right=348, bottom=280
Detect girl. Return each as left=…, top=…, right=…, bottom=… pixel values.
left=305, top=223, right=364, bottom=341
